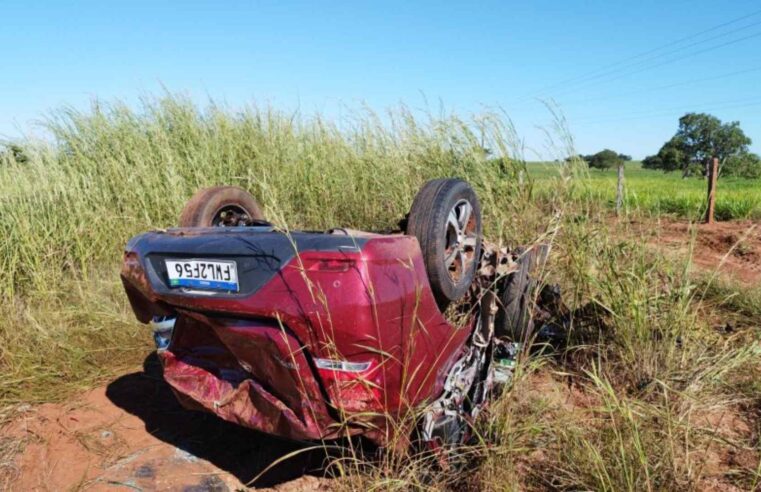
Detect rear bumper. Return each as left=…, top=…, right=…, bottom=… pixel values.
left=160, top=314, right=344, bottom=442
left=161, top=352, right=336, bottom=441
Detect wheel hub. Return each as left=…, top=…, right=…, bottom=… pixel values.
left=444, top=199, right=477, bottom=282
left=212, top=205, right=251, bottom=227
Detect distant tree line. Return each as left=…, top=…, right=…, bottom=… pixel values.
left=567, top=150, right=631, bottom=170
left=642, top=113, right=760, bottom=179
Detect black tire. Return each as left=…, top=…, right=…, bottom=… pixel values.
left=495, top=245, right=549, bottom=342
left=406, top=179, right=482, bottom=308
left=179, top=186, right=265, bottom=227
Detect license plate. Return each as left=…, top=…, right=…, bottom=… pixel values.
left=165, top=259, right=239, bottom=292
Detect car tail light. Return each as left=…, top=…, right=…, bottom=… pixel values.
left=308, top=259, right=355, bottom=272
left=314, top=358, right=383, bottom=411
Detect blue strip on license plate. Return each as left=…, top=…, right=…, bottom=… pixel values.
left=168, top=278, right=239, bottom=291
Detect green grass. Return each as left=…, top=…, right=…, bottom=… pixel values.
left=529, top=161, right=761, bottom=220
left=0, top=95, right=759, bottom=490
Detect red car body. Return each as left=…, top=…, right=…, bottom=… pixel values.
left=121, top=226, right=473, bottom=445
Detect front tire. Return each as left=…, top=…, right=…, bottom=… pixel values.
left=405, top=179, right=483, bottom=309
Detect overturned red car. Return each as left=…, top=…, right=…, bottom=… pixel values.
left=120, top=179, right=547, bottom=448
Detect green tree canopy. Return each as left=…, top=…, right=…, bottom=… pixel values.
left=587, top=149, right=623, bottom=170
left=0, top=143, right=29, bottom=164
left=643, top=113, right=752, bottom=178
left=567, top=150, right=627, bottom=169
left=723, top=152, right=761, bottom=179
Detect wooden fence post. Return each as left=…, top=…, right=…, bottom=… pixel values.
left=705, top=157, right=718, bottom=224
left=615, top=161, right=625, bottom=217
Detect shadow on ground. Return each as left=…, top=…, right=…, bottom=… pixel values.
left=106, top=352, right=327, bottom=488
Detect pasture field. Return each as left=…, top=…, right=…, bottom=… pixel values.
left=530, top=161, right=761, bottom=221
left=1, top=96, right=759, bottom=490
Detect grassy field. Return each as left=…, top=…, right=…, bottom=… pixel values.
left=529, top=161, right=761, bottom=221
left=1, top=95, right=759, bottom=490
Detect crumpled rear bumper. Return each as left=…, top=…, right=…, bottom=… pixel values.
left=159, top=314, right=345, bottom=442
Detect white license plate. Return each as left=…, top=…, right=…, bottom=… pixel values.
left=165, top=259, right=239, bottom=292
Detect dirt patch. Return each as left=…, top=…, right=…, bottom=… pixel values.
left=524, top=370, right=597, bottom=414
left=628, top=219, right=761, bottom=285
left=690, top=404, right=759, bottom=487
left=1, top=354, right=333, bottom=491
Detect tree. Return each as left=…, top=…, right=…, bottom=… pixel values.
left=641, top=154, right=662, bottom=170
left=642, top=136, right=688, bottom=172
left=565, top=154, right=592, bottom=164
left=588, top=149, right=622, bottom=170
left=0, top=143, right=29, bottom=164
left=723, top=152, right=761, bottom=179
left=643, top=113, right=752, bottom=178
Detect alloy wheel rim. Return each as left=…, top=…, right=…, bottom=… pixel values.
left=444, top=199, right=477, bottom=282
left=212, top=205, right=250, bottom=227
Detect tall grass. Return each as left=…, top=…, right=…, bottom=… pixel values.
left=437, top=218, right=759, bottom=491
left=0, top=96, right=536, bottom=298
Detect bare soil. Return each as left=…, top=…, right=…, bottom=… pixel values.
left=630, top=219, right=761, bottom=285
left=2, top=354, right=333, bottom=491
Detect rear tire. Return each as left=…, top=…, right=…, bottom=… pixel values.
left=406, top=179, right=482, bottom=308
left=179, top=186, right=265, bottom=227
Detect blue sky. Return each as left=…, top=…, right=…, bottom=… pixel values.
left=1, top=0, right=760, bottom=159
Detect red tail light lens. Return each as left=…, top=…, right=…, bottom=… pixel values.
left=314, top=358, right=383, bottom=412
left=308, top=259, right=355, bottom=272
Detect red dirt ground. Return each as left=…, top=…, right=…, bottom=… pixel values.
left=2, top=354, right=333, bottom=491
left=631, top=219, right=761, bottom=285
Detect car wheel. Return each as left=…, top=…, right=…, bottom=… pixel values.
left=495, top=245, right=549, bottom=342
left=179, top=186, right=265, bottom=227
left=406, top=178, right=482, bottom=308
